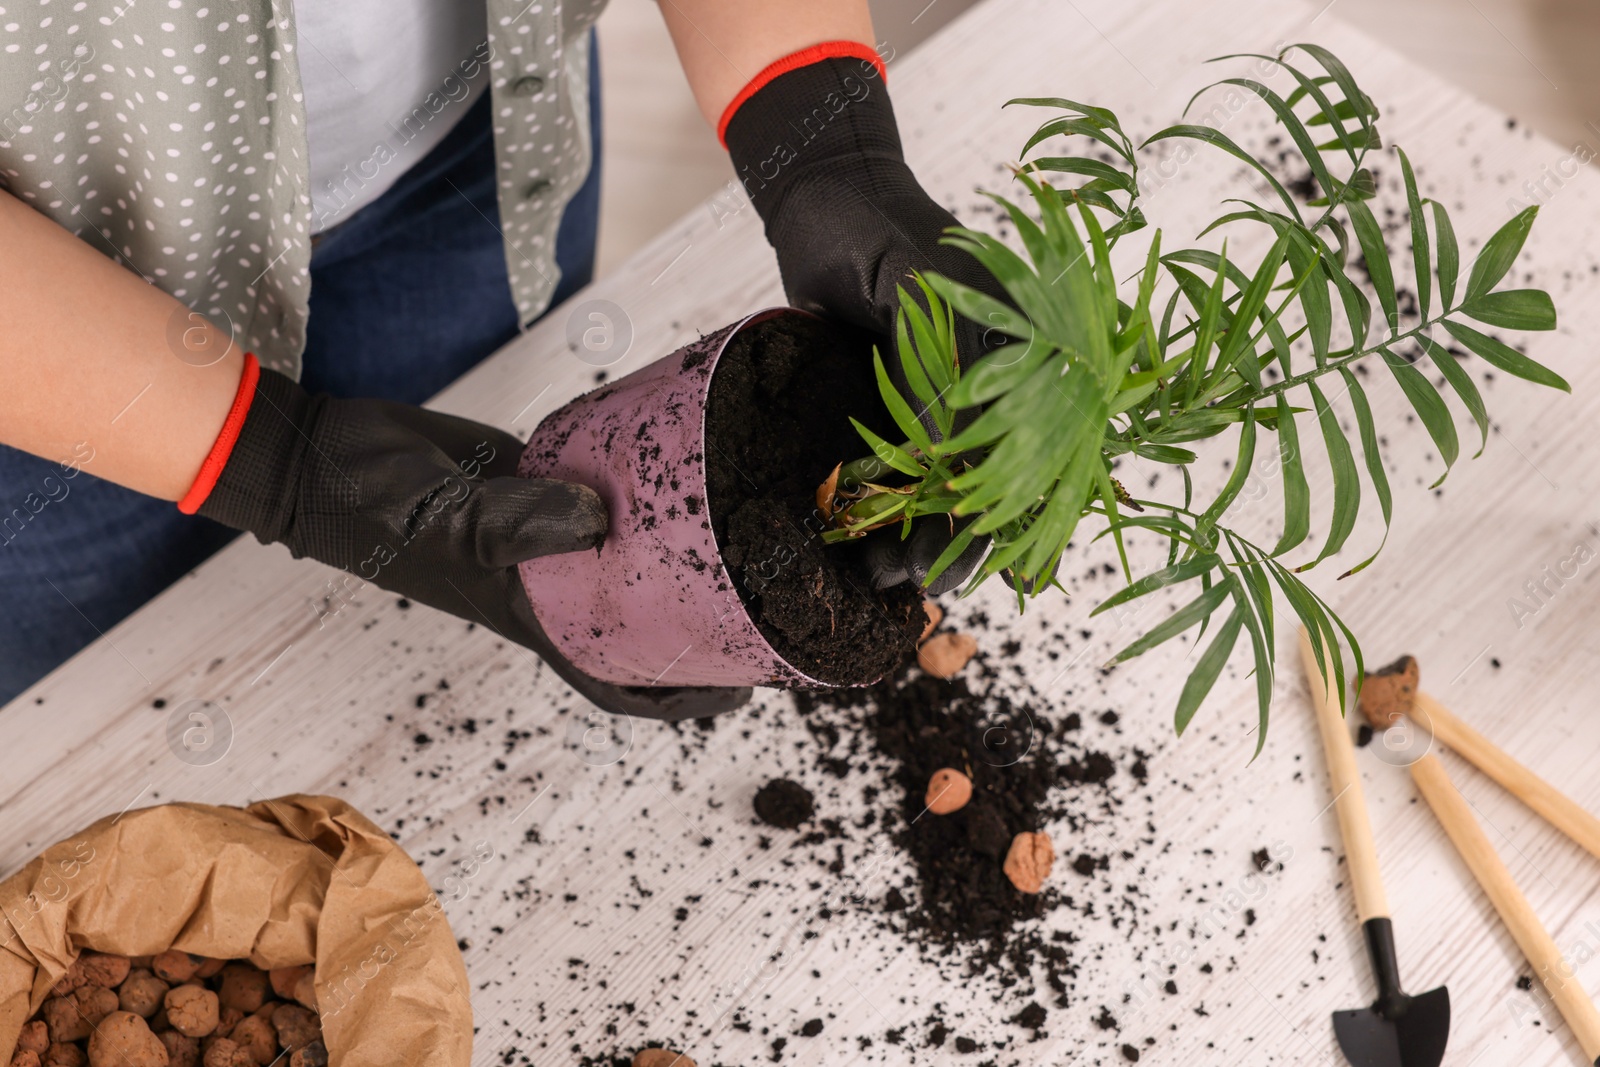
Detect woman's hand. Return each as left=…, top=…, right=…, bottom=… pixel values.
left=720, top=54, right=1005, bottom=595
left=191, top=362, right=750, bottom=720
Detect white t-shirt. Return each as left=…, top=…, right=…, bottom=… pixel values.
left=293, top=0, right=491, bottom=231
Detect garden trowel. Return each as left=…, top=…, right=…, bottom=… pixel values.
left=1299, top=629, right=1450, bottom=1067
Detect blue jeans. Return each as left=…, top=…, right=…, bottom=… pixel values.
left=0, top=45, right=603, bottom=704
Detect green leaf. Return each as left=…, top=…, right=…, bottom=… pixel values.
left=848, top=417, right=927, bottom=478
left=1197, top=405, right=1256, bottom=542
left=1024, top=156, right=1136, bottom=193
left=1337, top=368, right=1391, bottom=577
left=1306, top=380, right=1359, bottom=566
left=1429, top=200, right=1459, bottom=309
left=1460, top=289, right=1557, bottom=331
left=1418, top=335, right=1489, bottom=456
left=1397, top=148, right=1431, bottom=323
left=1174, top=607, right=1243, bottom=736
left=1092, top=555, right=1221, bottom=616
left=1006, top=96, right=1121, bottom=128
left=1020, top=115, right=1131, bottom=163
left=921, top=523, right=980, bottom=589
left=1346, top=198, right=1398, bottom=338
left=871, top=347, right=935, bottom=455
left=1194, top=79, right=1335, bottom=203
left=1466, top=205, right=1538, bottom=300
left=925, top=273, right=1034, bottom=344
left=1381, top=347, right=1458, bottom=485
left=1110, top=579, right=1236, bottom=663
left=1226, top=562, right=1275, bottom=758
left=1271, top=394, right=1310, bottom=557
left=1442, top=319, right=1571, bottom=392
left=1143, top=124, right=1302, bottom=222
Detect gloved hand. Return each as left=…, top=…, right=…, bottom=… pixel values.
left=721, top=47, right=1003, bottom=595
left=183, top=356, right=751, bottom=720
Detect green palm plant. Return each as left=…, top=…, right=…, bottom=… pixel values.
left=821, top=44, right=1564, bottom=753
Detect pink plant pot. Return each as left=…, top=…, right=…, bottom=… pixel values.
left=517, top=308, right=827, bottom=689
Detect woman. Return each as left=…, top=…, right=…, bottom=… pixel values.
left=0, top=1, right=996, bottom=712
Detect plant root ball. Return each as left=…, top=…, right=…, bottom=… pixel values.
left=270, top=1005, right=321, bottom=1052
left=157, top=1033, right=200, bottom=1067
left=752, top=779, right=814, bottom=829
left=924, top=768, right=973, bottom=814
left=17, top=1021, right=50, bottom=1055
left=216, top=966, right=268, bottom=1015
left=119, top=971, right=171, bottom=1019
left=163, top=986, right=220, bottom=1039
left=1004, top=831, right=1055, bottom=894
left=150, top=953, right=201, bottom=985
left=917, top=632, right=978, bottom=679
left=228, top=1016, right=275, bottom=1065
left=633, top=1050, right=697, bottom=1067
left=287, top=1042, right=328, bottom=1067
left=87, top=1011, right=168, bottom=1067
left=42, top=1046, right=84, bottom=1067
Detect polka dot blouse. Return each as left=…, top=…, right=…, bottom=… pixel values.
left=0, top=0, right=606, bottom=378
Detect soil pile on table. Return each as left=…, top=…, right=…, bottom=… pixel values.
left=704, top=314, right=924, bottom=684
left=795, top=651, right=1121, bottom=999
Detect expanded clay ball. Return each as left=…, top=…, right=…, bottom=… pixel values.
left=86, top=1012, right=167, bottom=1067
left=287, top=1042, right=327, bottom=1067
left=12, top=1051, right=42, bottom=1067
left=270, top=1005, right=320, bottom=1051
left=42, top=996, right=90, bottom=1044
left=150, top=953, right=201, bottom=984
left=917, top=632, right=978, bottom=679
left=163, top=986, right=220, bottom=1039
left=72, top=988, right=118, bottom=1030
left=211, top=1009, right=242, bottom=1040
left=228, top=1016, right=275, bottom=1065
left=199, top=1039, right=248, bottom=1067
left=192, top=960, right=225, bottom=981
left=266, top=968, right=310, bottom=1003
left=1003, top=831, right=1055, bottom=894
left=43, top=1046, right=85, bottom=1067
left=157, top=1034, right=199, bottom=1067
left=119, top=971, right=171, bottom=1019
left=216, top=966, right=268, bottom=1014
left=924, top=768, right=973, bottom=814
left=17, top=1022, right=49, bottom=1055
left=78, top=955, right=131, bottom=990
left=633, top=1050, right=697, bottom=1067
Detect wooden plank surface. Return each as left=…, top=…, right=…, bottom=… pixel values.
left=7, top=0, right=1600, bottom=1064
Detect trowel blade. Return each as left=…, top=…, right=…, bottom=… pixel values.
left=1332, top=986, right=1449, bottom=1067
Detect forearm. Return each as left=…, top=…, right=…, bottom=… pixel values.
left=0, top=189, right=240, bottom=501
left=657, top=0, right=874, bottom=126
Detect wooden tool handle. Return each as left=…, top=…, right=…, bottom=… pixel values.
left=1298, top=628, right=1389, bottom=923
left=1415, top=691, right=1600, bottom=863
left=1412, top=753, right=1600, bottom=1062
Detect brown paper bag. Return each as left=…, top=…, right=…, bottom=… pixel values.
left=0, top=794, right=471, bottom=1065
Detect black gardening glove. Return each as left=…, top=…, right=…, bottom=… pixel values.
left=193, top=362, right=750, bottom=720
left=723, top=52, right=1004, bottom=595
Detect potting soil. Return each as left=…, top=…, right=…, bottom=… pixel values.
left=704, top=314, right=924, bottom=685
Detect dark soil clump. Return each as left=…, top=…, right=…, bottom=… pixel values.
left=753, top=778, right=815, bottom=828
left=704, top=314, right=923, bottom=684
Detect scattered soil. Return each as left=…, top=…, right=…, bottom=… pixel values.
left=753, top=778, right=815, bottom=829
left=704, top=314, right=924, bottom=684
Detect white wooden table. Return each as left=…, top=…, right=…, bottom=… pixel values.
left=7, top=1, right=1600, bottom=1064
